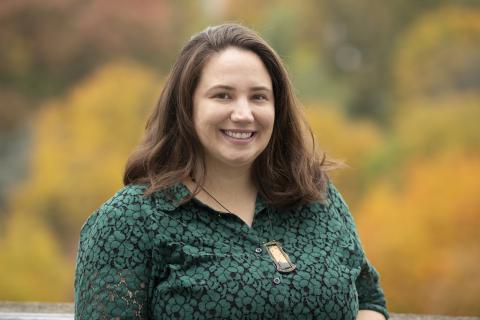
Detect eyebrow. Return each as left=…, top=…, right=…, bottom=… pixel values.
left=206, top=85, right=272, bottom=93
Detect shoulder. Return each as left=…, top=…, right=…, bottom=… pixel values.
left=323, top=181, right=359, bottom=233
left=105, top=183, right=150, bottom=207
left=299, top=181, right=349, bottom=212
left=80, top=184, right=154, bottom=237
left=76, top=185, right=157, bottom=275
left=299, top=181, right=355, bottom=230
left=326, top=181, right=350, bottom=210
left=98, top=184, right=153, bottom=218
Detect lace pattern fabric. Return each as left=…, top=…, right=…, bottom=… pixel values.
left=74, top=183, right=388, bottom=319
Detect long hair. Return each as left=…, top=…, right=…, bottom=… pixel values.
left=124, top=23, right=341, bottom=208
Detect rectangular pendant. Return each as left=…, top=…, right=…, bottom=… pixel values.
left=263, top=240, right=296, bottom=273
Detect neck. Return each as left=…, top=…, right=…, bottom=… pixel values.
left=185, top=159, right=258, bottom=227
left=186, top=158, right=256, bottom=199
left=202, top=160, right=255, bottom=195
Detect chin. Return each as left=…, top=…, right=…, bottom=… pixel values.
left=220, top=156, right=255, bottom=168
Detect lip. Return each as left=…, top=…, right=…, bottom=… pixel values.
left=220, top=129, right=257, bottom=145
left=222, top=129, right=256, bottom=133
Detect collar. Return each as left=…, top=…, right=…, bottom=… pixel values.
left=153, top=182, right=267, bottom=215
left=152, top=183, right=191, bottom=212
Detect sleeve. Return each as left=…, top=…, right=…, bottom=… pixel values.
left=328, top=183, right=389, bottom=319
left=74, top=187, right=153, bottom=319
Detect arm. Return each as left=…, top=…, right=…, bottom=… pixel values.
left=74, top=187, right=153, bottom=319
left=328, top=183, right=389, bottom=319
left=355, top=257, right=388, bottom=318
left=357, top=310, right=387, bottom=320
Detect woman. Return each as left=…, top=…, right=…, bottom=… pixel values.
left=75, top=23, right=389, bottom=319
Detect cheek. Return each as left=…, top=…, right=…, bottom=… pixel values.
left=193, top=109, right=223, bottom=141
left=257, top=107, right=275, bottom=131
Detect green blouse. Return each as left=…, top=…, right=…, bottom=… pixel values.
left=74, top=182, right=388, bottom=319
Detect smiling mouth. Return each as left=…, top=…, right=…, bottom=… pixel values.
left=221, top=129, right=256, bottom=139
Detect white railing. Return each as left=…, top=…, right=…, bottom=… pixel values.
left=0, top=302, right=479, bottom=320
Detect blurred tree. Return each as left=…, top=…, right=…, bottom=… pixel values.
left=1, top=0, right=479, bottom=309
left=0, top=212, right=72, bottom=301
left=0, top=0, right=200, bottom=109
left=362, top=96, right=480, bottom=185
left=5, top=60, right=159, bottom=255
left=311, top=0, right=478, bottom=122
left=0, top=0, right=208, bottom=208
left=1, top=0, right=479, bottom=129
left=351, top=91, right=480, bottom=315
left=392, top=6, right=480, bottom=102
left=0, top=60, right=159, bottom=300
left=306, top=104, right=384, bottom=206
left=356, top=153, right=480, bottom=315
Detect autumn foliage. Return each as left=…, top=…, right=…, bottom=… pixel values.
left=0, top=61, right=159, bottom=301
left=0, top=1, right=479, bottom=316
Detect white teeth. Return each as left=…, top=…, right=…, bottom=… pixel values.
left=223, top=130, right=254, bottom=139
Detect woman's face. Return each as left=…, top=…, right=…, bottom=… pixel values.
left=193, top=47, right=275, bottom=171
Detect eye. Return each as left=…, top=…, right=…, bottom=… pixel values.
left=252, top=94, right=268, bottom=101
left=213, top=92, right=231, bottom=100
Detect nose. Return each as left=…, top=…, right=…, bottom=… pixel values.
left=231, top=97, right=254, bottom=123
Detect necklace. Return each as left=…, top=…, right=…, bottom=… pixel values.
left=198, top=184, right=296, bottom=274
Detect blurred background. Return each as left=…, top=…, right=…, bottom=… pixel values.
left=0, top=0, right=479, bottom=316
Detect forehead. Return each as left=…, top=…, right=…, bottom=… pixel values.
left=198, top=47, right=272, bottom=89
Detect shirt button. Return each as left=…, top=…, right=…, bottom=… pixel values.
left=273, top=277, right=281, bottom=285
left=255, top=247, right=263, bottom=253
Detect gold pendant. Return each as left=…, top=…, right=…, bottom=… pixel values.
left=264, top=240, right=296, bottom=273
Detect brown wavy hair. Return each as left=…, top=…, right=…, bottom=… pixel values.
left=124, top=23, right=341, bottom=208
